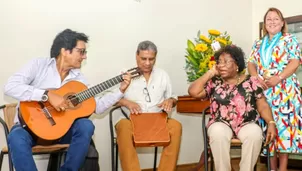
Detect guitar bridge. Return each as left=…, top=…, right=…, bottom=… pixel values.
left=38, top=102, right=56, bottom=126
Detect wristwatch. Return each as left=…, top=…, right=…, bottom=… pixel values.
left=41, top=90, right=49, bottom=102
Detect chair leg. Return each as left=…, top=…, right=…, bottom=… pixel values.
left=111, top=140, right=115, bottom=171
left=153, top=147, right=158, bottom=171
left=57, top=152, right=62, bottom=170
left=46, top=154, right=53, bottom=171
left=7, top=152, right=13, bottom=171
left=266, top=146, right=270, bottom=171
left=47, top=152, right=61, bottom=171
left=115, top=144, right=118, bottom=171
left=0, top=152, right=3, bottom=171
left=204, top=149, right=208, bottom=171
left=210, top=151, right=214, bottom=171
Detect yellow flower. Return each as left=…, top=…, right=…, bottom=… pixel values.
left=208, top=61, right=216, bottom=69
left=199, top=62, right=207, bottom=70
left=199, top=35, right=211, bottom=44
left=208, top=29, right=220, bottom=36
left=195, top=43, right=208, bottom=52
left=184, top=29, right=233, bottom=82
left=216, top=38, right=227, bottom=45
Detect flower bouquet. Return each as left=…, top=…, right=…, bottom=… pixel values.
left=185, top=29, right=232, bottom=82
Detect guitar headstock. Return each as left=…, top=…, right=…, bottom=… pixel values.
left=127, top=67, right=142, bottom=79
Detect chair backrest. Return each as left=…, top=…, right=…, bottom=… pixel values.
left=3, top=103, right=18, bottom=131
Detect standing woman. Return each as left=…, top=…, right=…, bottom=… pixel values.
left=248, top=7, right=302, bottom=171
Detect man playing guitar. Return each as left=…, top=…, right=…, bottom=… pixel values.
left=4, top=29, right=131, bottom=171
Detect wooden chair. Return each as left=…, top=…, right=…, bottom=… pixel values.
left=199, top=106, right=271, bottom=171
left=0, top=103, right=70, bottom=171
left=109, top=106, right=161, bottom=171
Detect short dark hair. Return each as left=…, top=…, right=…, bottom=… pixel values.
left=214, top=45, right=246, bottom=73
left=50, top=29, right=89, bottom=58
left=136, top=40, right=157, bottom=55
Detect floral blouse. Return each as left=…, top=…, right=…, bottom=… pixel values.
left=204, top=75, right=264, bottom=135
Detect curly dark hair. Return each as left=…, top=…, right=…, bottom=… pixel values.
left=214, top=45, right=246, bottom=72
left=50, top=29, right=89, bottom=58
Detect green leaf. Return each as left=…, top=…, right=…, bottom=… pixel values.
left=192, top=51, right=201, bottom=60
left=186, top=48, right=194, bottom=57
left=187, top=56, right=199, bottom=67
left=187, top=40, right=195, bottom=51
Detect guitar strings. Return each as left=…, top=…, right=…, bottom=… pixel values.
left=36, top=72, right=142, bottom=112
left=38, top=95, right=80, bottom=111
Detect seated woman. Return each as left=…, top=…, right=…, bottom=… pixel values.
left=188, top=45, right=276, bottom=171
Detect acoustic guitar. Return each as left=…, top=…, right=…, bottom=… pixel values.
left=18, top=67, right=141, bottom=141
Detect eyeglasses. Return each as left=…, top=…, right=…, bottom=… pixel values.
left=75, top=48, right=87, bottom=56
left=216, top=60, right=235, bottom=66
left=143, top=87, right=151, bottom=102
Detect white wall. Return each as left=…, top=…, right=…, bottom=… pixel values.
left=0, top=0, right=253, bottom=170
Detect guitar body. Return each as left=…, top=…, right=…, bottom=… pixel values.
left=19, top=81, right=96, bottom=140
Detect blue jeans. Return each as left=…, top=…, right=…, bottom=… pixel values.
left=8, top=118, right=95, bottom=171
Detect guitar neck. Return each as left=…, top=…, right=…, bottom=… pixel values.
left=75, top=74, right=123, bottom=102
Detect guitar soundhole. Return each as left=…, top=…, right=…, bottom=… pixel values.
left=68, top=95, right=80, bottom=107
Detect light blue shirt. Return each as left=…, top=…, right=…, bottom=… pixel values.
left=4, top=57, right=124, bottom=123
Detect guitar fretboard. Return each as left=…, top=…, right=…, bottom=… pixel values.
left=75, top=74, right=124, bottom=102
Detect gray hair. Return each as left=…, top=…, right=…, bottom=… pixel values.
left=136, top=40, right=157, bottom=55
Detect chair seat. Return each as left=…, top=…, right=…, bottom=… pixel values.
left=1, top=144, right=69, bottom=153
left=231, top=138, right=242, bottom=146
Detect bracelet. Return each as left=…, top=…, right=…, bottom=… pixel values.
left=268, top=120, right=276, bottom=125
